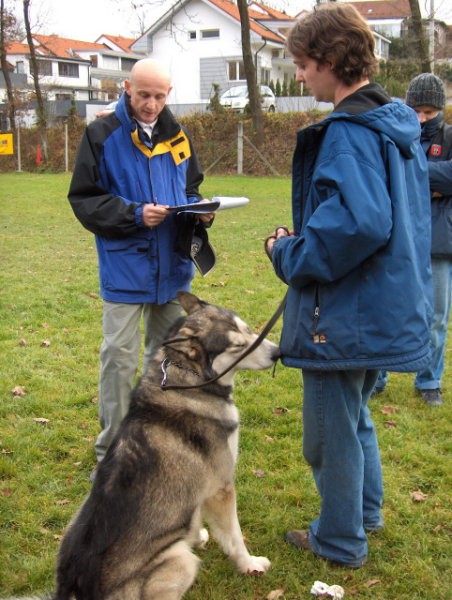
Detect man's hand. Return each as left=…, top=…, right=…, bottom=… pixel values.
left=142, top=204, right=170, bottom=227
left=264, top=226, right=291, bottom=259
left=197, top=198, right=216, bottom=224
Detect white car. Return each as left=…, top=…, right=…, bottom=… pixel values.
left=220, top=85, right=276, bottom=113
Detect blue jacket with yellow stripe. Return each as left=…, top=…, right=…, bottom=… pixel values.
left=68, top=92, right=204, bottom=304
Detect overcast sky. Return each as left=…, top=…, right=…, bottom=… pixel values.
left=26, top=0, right=312, bottom=42
left=20, top=0, right=452, bottom=43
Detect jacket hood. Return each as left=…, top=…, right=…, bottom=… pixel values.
left=330, top=92, right=421, bottom=160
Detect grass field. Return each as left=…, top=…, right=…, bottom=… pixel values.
left=0, top=173, right=451, bottom=600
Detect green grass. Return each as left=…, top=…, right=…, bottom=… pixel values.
left=0, top=173, right=451, bottom=599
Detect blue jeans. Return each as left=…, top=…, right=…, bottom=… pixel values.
left=376, top=258, right=452, bottom=392
left=302, top=369, right=383, bottom=567
left=415, top=258, right=452, bottom=390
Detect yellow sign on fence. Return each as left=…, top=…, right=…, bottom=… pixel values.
left=0, top=133, right=14, bottom=155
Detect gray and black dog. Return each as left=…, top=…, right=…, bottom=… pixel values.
left=53, top=291, right=280, bottom=600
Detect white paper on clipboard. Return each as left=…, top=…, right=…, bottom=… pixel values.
left=166, top=200, right=220, bottom=214
left=212, top=196, right=250, bottom=210
left=167, top=196, right=249, bottom=214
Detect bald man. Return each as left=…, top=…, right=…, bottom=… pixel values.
left=68, top=58, right=212, bottom=476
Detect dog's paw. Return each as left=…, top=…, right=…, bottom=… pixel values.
left=239, top=555, right=271, bottom=575
left=195, top=527, right=209, bottom=549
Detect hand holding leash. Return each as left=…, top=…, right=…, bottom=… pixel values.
left=264, top=226, right=292, bottom=259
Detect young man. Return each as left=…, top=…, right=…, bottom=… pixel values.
left=68, top=59, right=214, bottom=476
left=265, top=4, right=432, bottom=568
left=376, top=74, right=451, bottom=406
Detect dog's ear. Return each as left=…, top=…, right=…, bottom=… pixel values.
left=177, top=291, right=207, bottom=314
left=162, top=331, right=202, bottom=361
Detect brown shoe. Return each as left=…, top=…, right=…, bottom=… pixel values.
left=285, top=529, right=311, bottom=550
left=285, top=529, right=366, bottom=569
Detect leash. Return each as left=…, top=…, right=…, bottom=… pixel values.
left=160, top=293, right=287, bottom=391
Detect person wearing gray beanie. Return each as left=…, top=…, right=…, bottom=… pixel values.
left=406, top=72, right=446, bottom=111
left=375, top=72, right=451, bottom=406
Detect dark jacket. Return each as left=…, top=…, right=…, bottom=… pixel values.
left=68, top=92, right=204, bottom=304
left=422, top=116, right=452, bottom=258
left=272, top=84, right=432, bottom=372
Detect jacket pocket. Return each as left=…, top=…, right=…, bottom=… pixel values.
left=99, top=237, right=155, bottom=294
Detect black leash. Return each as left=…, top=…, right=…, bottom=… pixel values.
left=161, top=293, right=287, bottom=391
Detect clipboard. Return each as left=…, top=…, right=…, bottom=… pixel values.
left=167, top=200, right=220, bottom=214
left=167, top=196, right=249, bottom=214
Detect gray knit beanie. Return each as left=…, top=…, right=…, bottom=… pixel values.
left=406, top=73, right=445, bottom=109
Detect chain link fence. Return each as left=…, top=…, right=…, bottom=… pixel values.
left=0, top=111, right=324, bottom=177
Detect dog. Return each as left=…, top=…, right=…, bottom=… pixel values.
left=53, top=291, right=280, bottom=600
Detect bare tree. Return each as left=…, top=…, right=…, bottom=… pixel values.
left=23, top=0, right=47, bottom=136
left=408, top=0, right=431, bottom=71
left=237, top=0, right=263, bottom=144
left=0, top=0, right=21, bottom=131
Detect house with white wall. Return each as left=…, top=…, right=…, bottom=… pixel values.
left=130, top=0, right=294, bottom=105
left=5, top=34, right=142, bottom=104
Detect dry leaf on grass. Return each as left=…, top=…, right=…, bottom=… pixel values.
left=18, top=338, right=27, bottom=346
left=364, top=579, right=381, bottom=588
left=383, top=420, right=397, bottom=428
left=381, top=405, right=398, bottom=414
left=33, top=417, right=50, bottom=423
left=253, top=469, right=265, bottom=478
left=410, top=489, right=428, bottom=502
left=267, top=589, right=285, bottom=599
left=41, top=339, right=51, bottom=347
left=55, top=498, right=71, bottom=505
left=12, top=385, right=26, bottom=397
left=273, top=406, right=290, bottom=415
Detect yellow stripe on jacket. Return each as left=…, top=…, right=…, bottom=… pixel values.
left=131, top=129, right=191, bottom=165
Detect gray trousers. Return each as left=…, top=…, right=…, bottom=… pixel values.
left=94, top=298, right=183, bottom=461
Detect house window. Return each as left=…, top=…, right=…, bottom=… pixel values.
left=228, top=60, right=245, bottom=81
left=103, top=56, right=119, bottom=70
left=90, top=54, right=98, bottom=67
left=189, top=31, right=196, bottom=40
left=260, top=68, right=270, bottom=84
left=16, top=61, right=24, bottom=74
left=55, top=93, right=72, bottom=100
left=36, top=60, right=52, bottom=76
left=201, top=29, right=219, bottom=39
left=58, top=62, right=79, bottom=78
left=121, top=58, right=136, bottom=72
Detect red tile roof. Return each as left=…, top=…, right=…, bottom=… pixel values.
left=346, top=0, right=412, bottom=20
left=6, top=40, right=30, bottom=54
left=208, top=0, right=285, bottom=43
left=97, top=34, right=136, bottom=52
left=32, top=34, right=106, bottom=59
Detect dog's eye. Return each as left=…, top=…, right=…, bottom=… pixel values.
left=232, top=342, right=247, bottom=351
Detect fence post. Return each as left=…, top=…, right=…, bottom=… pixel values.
left=64, top=122, right=69, bottom=172
left=16, top=125, right=22, bottom=172
left=237, top=120, right=243, bottom=175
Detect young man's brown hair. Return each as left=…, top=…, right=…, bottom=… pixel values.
left=286, top=3, right=378, bottom=86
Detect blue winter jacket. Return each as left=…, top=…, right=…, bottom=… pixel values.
left=420, top=116, right=452, bottom=258
left=272, top=90, right=432, bottom=372
left=68, top=92, right=204, bottom=304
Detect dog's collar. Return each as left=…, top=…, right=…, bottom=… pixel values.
left=160, top=357, right=200, bottom=387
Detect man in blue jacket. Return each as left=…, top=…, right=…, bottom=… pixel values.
left=375, top=73, right=451, bottom=406
left=68, top=59, right=214, bottom=474
left=265, top=4, right=432, bottom=568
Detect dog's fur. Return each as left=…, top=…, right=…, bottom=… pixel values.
left=53, top=292, right=280, bottom=600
